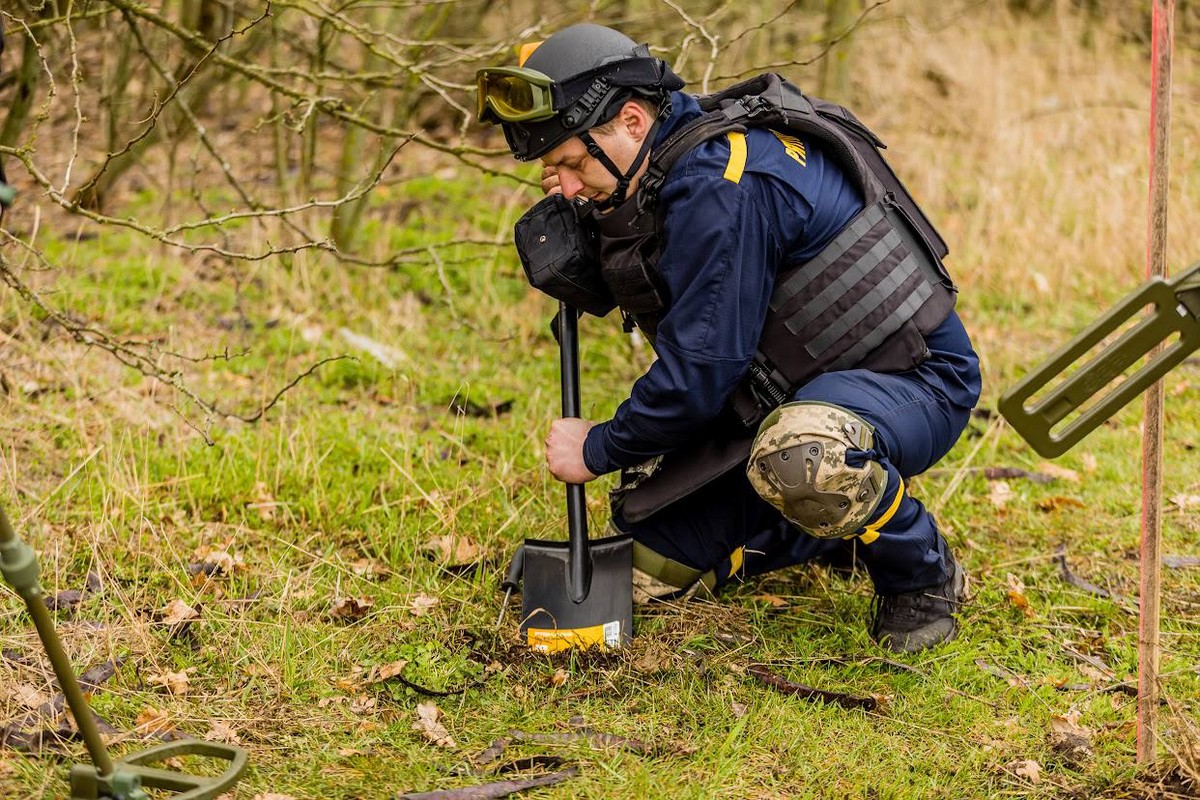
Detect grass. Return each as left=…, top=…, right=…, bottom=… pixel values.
left=3, top=3, right=1200, bottom=799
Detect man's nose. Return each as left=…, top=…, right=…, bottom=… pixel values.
left=558, top=171, right=583, bottom=199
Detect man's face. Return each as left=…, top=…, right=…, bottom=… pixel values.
left=539, top=120, right=645, bottom=205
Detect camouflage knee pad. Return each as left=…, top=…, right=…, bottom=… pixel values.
left=747, top=401, right=887, bottom=538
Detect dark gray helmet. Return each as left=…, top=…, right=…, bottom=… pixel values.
left=484, top=24, right=684, bottom=161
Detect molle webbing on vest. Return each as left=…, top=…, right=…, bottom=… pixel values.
left=769, top=198, right=942, bottom=369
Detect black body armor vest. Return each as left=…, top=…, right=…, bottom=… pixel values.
left=593, top=73, right=957, bottom=427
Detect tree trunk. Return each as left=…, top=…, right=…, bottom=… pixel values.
left=818, top=0, right=860, bottom=102
left=0, top=31, right=42, bottom=175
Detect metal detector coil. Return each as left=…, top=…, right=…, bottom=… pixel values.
left=0, top=503, right=248, bottom=800
left=1000, top=261, right=1200, bottom=457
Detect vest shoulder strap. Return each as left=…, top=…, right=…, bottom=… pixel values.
left=638, top=73, right=948, bottom=259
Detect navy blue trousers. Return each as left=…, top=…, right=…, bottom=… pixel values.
left=615, top=312, right=981, bottom=595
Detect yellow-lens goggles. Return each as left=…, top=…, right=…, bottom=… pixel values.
left=476, top=67, right=557, bottom=123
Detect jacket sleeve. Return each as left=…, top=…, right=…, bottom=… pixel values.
left=583, top=166, right=789, bottom=475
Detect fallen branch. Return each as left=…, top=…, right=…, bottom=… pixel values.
left=746, top=664, right=879, bottom=711
left=1053, top=546, right=1135, bottom=615
left=397, top=767, right=579, bottom=799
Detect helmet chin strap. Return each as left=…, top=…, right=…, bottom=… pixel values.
left=579, top=117, right=662, bottom=211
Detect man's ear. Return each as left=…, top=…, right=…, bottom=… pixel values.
left=618, top=100, right=652, bottom=142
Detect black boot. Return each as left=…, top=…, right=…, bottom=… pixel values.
left=869, top=548, right=967, bottom=654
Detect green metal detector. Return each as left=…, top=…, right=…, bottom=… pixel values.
left=0, top=502, right=248, bottom=800
left=1000, top=261, right=1200, bottom=457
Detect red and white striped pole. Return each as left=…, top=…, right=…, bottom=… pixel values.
left=1138, top=0, right=1174, bottom=765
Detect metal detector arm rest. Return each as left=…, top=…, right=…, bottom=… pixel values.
left=1000, top=261, right=1200, bottom=457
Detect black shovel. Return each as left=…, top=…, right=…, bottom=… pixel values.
left=504, top=302, right=633, bottom=653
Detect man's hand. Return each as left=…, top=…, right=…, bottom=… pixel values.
left=541, top=165, right=561, bottom=196
left=545, top=417, right=598, bottom=484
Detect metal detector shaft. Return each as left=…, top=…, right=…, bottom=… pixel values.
left=558, top=302, right=592, bottom=603
left=0, top=503, right=115, bottom=777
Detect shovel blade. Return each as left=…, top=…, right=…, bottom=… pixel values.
left=520, top=533, right=633, bottom=653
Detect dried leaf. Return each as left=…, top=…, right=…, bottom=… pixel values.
left=351, top=558, right=389, bottom=579
left=1050, top=710, right=1092, bottom=739
left=1170, top=494, right=1200, bottom=513
left=1010, top=759, right=1041, bottom=783
left=1080, top=453, right=1098, bottom=473
left=408, top=593, right=439, bottom=617
left=330, top=596, right=374, bottom=621
left=253, top=794, right=297, bottom=800
left=751, top=593, right=789, bottom=608
left=1005, top=573, right=1034, bottom=617
left=1030, top=271, right=1050, bottom=295
left=148, top=669, right=193, bottom=696
left=204, top=720, right=242, bottom=745
left=161, top=599, right=201, bottom=625
left=350, top=695, right=377, bottom=715
left=135, top=707, right=174, bottom=735
left=731, top=701, right=748, bottom=718
left=419, top=535, right=480, bottom=564
left=6, top=683, right=52, bottom=710
left=550, top=669, right=569, bottom=688
left=249, top=482, right=278, bottom=521
left=336, top=676, right=363, bottom=693
left=1036, top=462, right=1080, bottom=482
left=1049, top=710, right=1094, bottom=760
left=371, top=659, right=410, bottom=683
left=633, top=648, right=671, bottom=674
left=989, top=480, right=1013, bottom=510
left=413, top=702, right=456, bottom=748
left=190, top=545, right=244, bottom=577
left=1037, top=496, right=1085, bottom=512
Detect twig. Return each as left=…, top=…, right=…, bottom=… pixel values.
left=397, top=767, right=579, bottom=799
left=746, top=663, right=878, bottom=711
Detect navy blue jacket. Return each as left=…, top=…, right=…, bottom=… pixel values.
left=582, top=91, right=976, bottom=475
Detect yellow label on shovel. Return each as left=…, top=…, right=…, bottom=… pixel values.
left=527, top=621, right=622, bottom=653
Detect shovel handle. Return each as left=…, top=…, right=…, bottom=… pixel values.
left=558, top=303, right=592, bottom=603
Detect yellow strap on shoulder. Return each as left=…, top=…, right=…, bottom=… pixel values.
left=723, top=132, right=747, bottom=184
